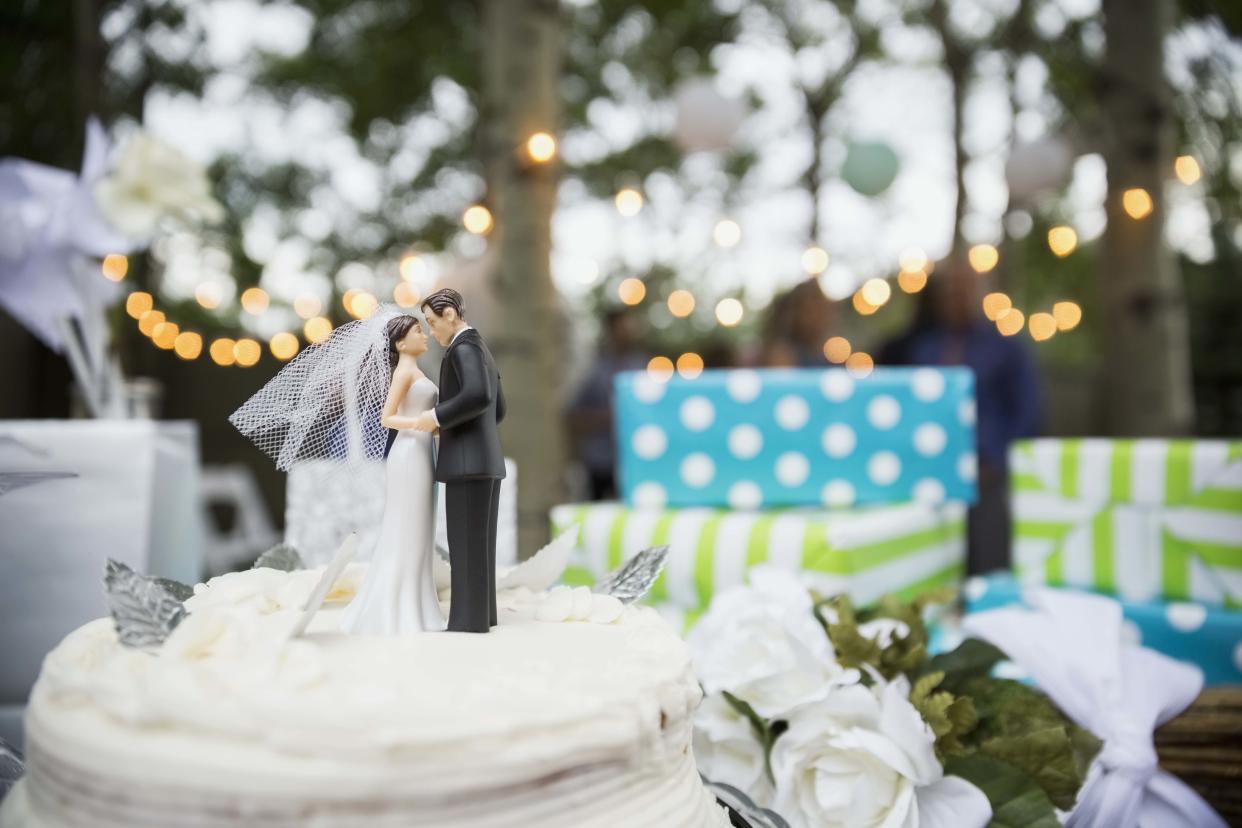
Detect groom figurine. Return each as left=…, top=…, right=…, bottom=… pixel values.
left=412, top=288, right=506, bottom=633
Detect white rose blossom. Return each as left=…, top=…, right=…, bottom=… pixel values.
left=771, top=675, right=991, bottom=828
left=693, top=691, right=775, bottom=807
left=93, top=131, right=224, bottom=239
left=687, top=566, right=860, bottom=719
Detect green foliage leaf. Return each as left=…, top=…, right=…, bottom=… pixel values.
left=960, top=677, right=1101, bottom=811
left=945, top=754, right=1062, bottom=828
left=909, top=670, right=978, bottom=759
left=924, top=638, right=1007, bottom=692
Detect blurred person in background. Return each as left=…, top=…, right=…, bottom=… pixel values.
left=565, top=307, right=649, bottom=500
left=878, top=256, right=1042, bottom=573
left=762, top=278, right=837, bottom=367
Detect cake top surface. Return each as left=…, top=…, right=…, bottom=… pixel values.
left=34, top=565, right=699, bottom=773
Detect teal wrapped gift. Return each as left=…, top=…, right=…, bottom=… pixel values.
left=964, top=573, right=1242, bottom=686
left=614, top=366, right=977, bottom=510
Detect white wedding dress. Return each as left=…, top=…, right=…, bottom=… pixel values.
left=340, top=375, right=445, bottom=634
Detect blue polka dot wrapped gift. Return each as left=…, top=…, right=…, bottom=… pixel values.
left=552, top=367, right=978, bottom=629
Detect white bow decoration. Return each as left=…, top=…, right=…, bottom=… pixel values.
left=962, top=588, right=1226, bottom=828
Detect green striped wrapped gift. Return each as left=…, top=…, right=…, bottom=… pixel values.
left=550, top=500, right=966, bottom=632
left=1011, top=438, right=1242, bottom=607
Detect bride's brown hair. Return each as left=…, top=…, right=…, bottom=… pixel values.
left=386, top=315, right=419, bottom=370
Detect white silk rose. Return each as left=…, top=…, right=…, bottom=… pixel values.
left=93, top=130, right=223, bottom=239
left=692, top=691, right=775, bottom=806
left=687, top=566, right=859, bottom=719
left=770, top=676, right=991, bottom=828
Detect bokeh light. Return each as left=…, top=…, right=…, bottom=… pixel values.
left=982, top=292, right=1012, bottom=321
left=845, top=351, right=874, bottom=378
left=173, top=331, right=202, bottom=360
left=667, top=289, right=695, bottom=317
left=615, top=188, right=644, bottom=217
left=1047, top=225, right=1078, bottom=258
left=137, top=310, right=165, bottom=337
left=852, top=290, right=878, bottom=316
left=304, top=316, right=333, bottom=343
left=400, top=253, right=427, bottom=282
left=968, top=244, right=999, bottom=273
left=618, top=277, right=646, bottom=305
left=801, top=246, right=829, bottom=275
left=715, top=297, right=743, bottom=327
left=899, top=249, right=927, bottom=273
left=393, top=282, right=420, bottom=308
left=860, top=278, right=892, bottom=307
left=151, top=321, right=179, bottom=350
left=676, top=352, right=704, bottom=379
left=1174, top=155, right=1200, bottom=185
left=1029, top=312, right=1057, bottom=342
left=713, top=219, right=741, bottom=248
left=294, top=294, right=322, bottom=319
left=240, top=287, right=269, bottom=315
left=823, top=336, right=851, bottom=364
left=1122, top=188, right=1153, bottom=219
left=526, top=132, right=557, bottom=163
left=646, top=355, right=674, bottom=382
left=195, top=282, right=223, bottom=310
left=897, top=269, right=927, bottom=293
left=101, top=254, right=128, bottom=282
left=1053, top=301, right=1082, bottom=331
left=463, top=205, right=494, bottom=234
left=269, top=332, right=299, bottom=361
left=210, top=338, right=236, bottom=366
left=125, top=291, right=153, bottom=319
left=996, top=307, right=1025, bottom=336
left=233, top=338, right=262, bottom=367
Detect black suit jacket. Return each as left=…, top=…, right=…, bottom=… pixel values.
left=433, top=328, right=506, bottom=482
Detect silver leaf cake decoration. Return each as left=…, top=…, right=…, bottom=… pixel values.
left=594, top=545, right=669, bottom=604
left=253, top=542, right=305, bottom=572
left=103, top=559, right=191, bottom=647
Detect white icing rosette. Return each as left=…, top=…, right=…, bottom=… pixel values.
left=770, top=676, right=991, bottom=828
left=687, top=566, right=859, bottom=719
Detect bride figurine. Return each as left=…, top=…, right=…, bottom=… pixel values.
left=229, top=304, right=445, bottom=634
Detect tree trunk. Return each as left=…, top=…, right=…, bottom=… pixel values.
left=1098, top=0, right=1194, bottom=435
left=480, top=0, right=566, bottom=558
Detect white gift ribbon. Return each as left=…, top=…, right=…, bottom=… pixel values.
left=962, top=588, right=1226, bottom=828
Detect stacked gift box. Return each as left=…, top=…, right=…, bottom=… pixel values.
left=960, top=438, right=1242, bottom=686
left=551, top=366, right=979, bottom=630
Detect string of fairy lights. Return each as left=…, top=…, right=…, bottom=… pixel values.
left=98, top=132, right=1202, bottom=374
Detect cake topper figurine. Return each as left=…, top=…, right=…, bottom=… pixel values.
left=228, top=289, right=505, bottom=635
left=412, top=288, right=507, bottom=633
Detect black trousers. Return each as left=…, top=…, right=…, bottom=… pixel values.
left=445, top=477, right=501, bottom=632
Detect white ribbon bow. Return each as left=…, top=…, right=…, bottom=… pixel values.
left=962, top=587, right=1226, bottom=828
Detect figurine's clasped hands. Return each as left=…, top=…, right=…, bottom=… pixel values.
left=412, top=410, right=438, bottom=433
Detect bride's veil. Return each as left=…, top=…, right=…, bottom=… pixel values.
left=229, top=303, right=405, bottom=473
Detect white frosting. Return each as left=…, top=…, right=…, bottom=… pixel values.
left=2, top=566, right=728, bottom=828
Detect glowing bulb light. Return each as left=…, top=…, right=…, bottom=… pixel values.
left=898, top=269, right=927, bottom=293
left=996, top=308, right=1025, bottom=337
left=269, top=332, right=299, bottom=361
left=968, top=244, right=999, bottom=273
left=463, top=205, right=494, bottom=234
left=615, top=188, right=644, bottom=217
left=852, top=291, right=878, bottom=316
left=667, top=289, right=695, bottom=318
left=101, top=254, right=128, bottom=282
left=210, top=338, right=236, bottom=366
left=349, top=291, right=378, bottom=319
left=618, top=277, right=646, bottom=305
left=293, top=294, right=321, bottom=319
left=393, top=282, right=419, bottom=308
left=126, top=291, right=153, bottom=319
left=400, top=254, right=427, bottom=282
left=802, top=246, right=829, bottom=275
left=646, top=355, right=674, bottom=382
left=173, top=331, right=202, bottom=360
left=304, top=316, right=333, bottom=343
left=715, top=298, right=743, bottom=327
left=1053, top=301, right=1082, bottom=331
left=1047, top=226, right=1078, bottom=258
left=1122, top=188, right=1153, bottom=220
left=233, top=338, right=262, bottom=367
left=899, top=249, right=928, bottom=273
left=823, top=336, right=851, bottom=364
left=526, top=132, right=557, bottom=163
left=982, top=292, right=1012, bottom=321
left=195, top=282, right=222, bottom=310
left=240, top=287, right=270, bottom=315
left=1029, top=312, right=1057, bottom=342
left=138, top=310, right=165, bottom=337
left=860, top=278, right=892, bottom=307
left=845, top=351, right=874, bottom=378
left=1174, top=155, right=1200, bottom=185
left=676, top=352, right=704, bottom=379
left=151, top=321, right=180, bottom=350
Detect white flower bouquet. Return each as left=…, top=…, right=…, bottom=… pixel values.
left=688, top=567, right=1101, bottom=828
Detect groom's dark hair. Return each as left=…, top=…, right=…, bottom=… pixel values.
left=421, top=288, right=465, bottom=321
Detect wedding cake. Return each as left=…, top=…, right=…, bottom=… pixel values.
left=0, top=558, right=729, bottom=827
